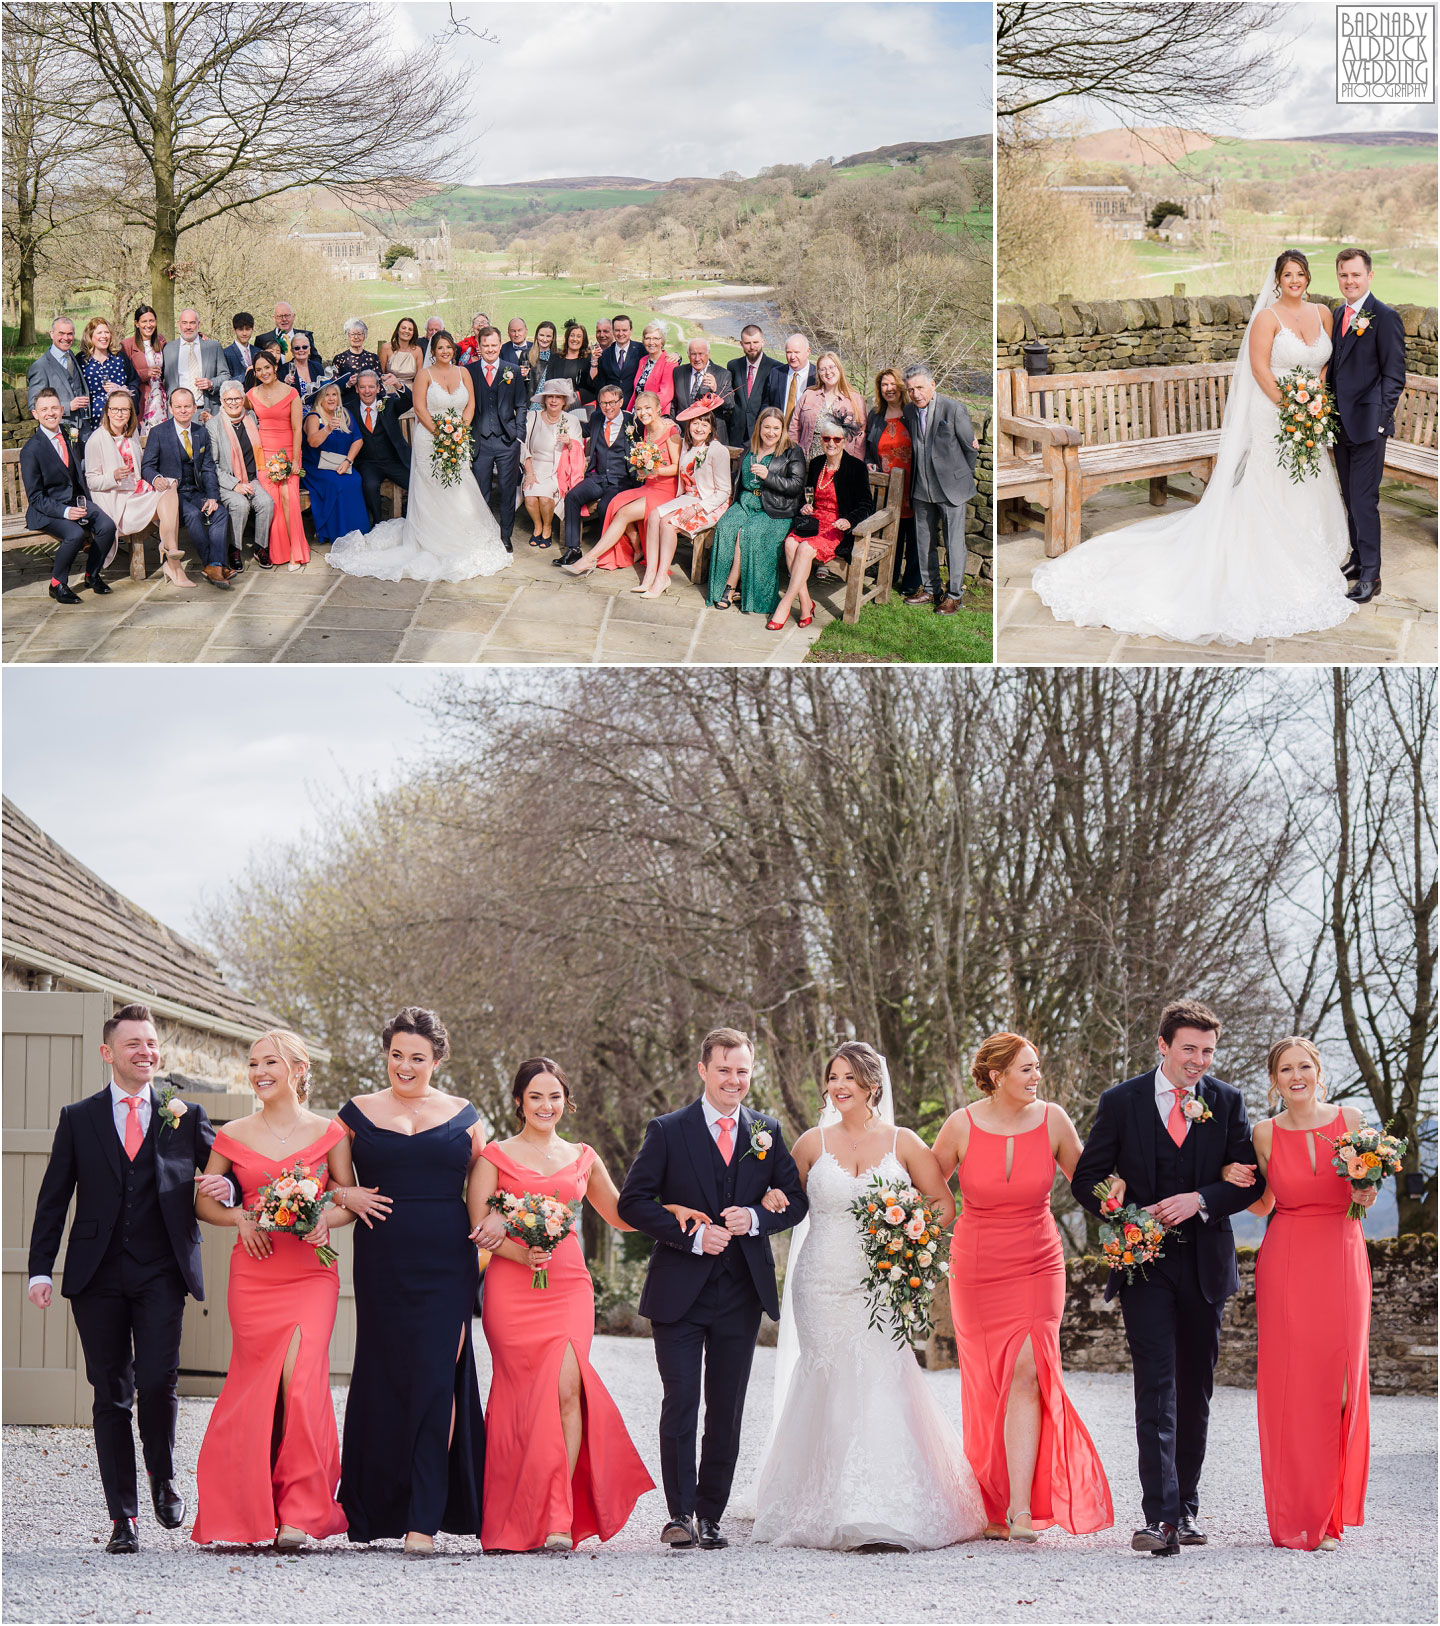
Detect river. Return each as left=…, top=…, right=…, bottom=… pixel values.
left=652, top=285, right=783, bottom=344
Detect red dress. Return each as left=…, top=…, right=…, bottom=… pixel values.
left=810, top=469, right=846, bottom=565
left=247, top=385, right=308, bottom=564
left=949, top=1107, right=1113, bottom=1533
left=192, top=1121, right=347, bottom=1544
left=479, top=1143, right=653, bottom=1550
left=1255, top=1113, right=1371, bottom=1549
left=875, top=415, right=913, bottom=518
left=598, top=423, right=679, bottom=571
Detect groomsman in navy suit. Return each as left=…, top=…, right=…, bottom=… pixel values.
left=141, top=388, right=232, bottom=588
left=21, top=388, right=116, bottom=602
left=464, top=326, right=528, bottom=551
left=555, top=385, right=634, bottom=565
left=761, top=333, right=818, bottom=429
left=27, top=1005, right=238, bottom=1553
left=595, top=314, right=643, bottom=405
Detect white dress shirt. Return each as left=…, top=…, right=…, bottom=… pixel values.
left=1154, top=1068, right=1208, bottom=1220
left=690, top=1095, right=760, bottom=1254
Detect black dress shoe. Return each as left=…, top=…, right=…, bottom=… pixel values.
left=149, top=1473, right=185, bottom=1529
left=251, top=545, right=274, bottom=570
left=227, top=545, right=244, bottom=570
left=1346, top=577, right=1381, bottom=604
left=84, top=571, right=113, bottom=595
left=554, top=547, right=583, bottom=568
left=660, top=1514, right=697, bottom=1548
left=1176, top=1513, right=1207, bottom=1545
left=106, top=1517, right=139, bottom=1554
left=1342, top=555, right=1364, bottom=580
left=696, top=1518, right=727, bottom=1550
left=1132, top=1520, right=1179, bottom=1556
left=49, top=581, right=82, bottom=605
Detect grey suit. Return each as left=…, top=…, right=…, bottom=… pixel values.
left=160, top=336, right=231, bottom=418
left=904, top=393, right=977, bottom=597
left=210, top=413, right=273, bottom=554
left=27, top=348, right=89, bottom=432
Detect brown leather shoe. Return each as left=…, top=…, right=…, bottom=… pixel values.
left=202, top=565, right=233, bottom=590
left=936, top=594, right=962, bottom=615
left=903, top=589, right=934, bottom=607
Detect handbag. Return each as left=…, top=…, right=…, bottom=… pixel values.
left=317, top=449, right=349, bottom=472
left=790, top=514, right=819, bottom=538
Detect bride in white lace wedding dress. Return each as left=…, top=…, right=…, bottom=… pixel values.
left=327, top=344, right=511, bottom=582
left=750, top=1044, right=984, bottom=1551
left=1031, top=251, right=1355, bottom=645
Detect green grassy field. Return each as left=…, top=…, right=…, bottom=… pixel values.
left=1123, top=237, right=1437, bottom=305
left=400, top=184, right=667, bottom=230
left=1175, top=136, right=1438, bottom=180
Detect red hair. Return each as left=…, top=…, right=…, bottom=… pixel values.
left=970, top=1032, right=1036, bottom=1096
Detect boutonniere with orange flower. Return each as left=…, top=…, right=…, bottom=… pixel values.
left=1182, top=1094, right=1214, bottom=1125
left=502, top=367, right=515, bottom=385
left=741, top=1123, right=773, bottom=1163
left=1352, top=314, right=1371, bottom=336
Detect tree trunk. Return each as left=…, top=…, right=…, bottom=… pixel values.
left=1395, top=1170, right=1436, bottom=1236
left=16, top=227, right=37, bottom=347
left=146, top=3, right=179, bottom=332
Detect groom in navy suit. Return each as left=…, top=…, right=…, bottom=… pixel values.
left=464, top=326, right=528, bottom=551
left=1330, top=248, right=1407, bottom=605
left=1072, top=1000, right=1263, bottom=1558
left=619, top=1028, right=806, bottom=1551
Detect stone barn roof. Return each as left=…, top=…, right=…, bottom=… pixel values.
left=1, top=796, right=289, bottom=1043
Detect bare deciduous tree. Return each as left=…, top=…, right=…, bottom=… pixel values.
left=997, top=2, right=1290, bottom=128
left=34, top=1, right=480, bottom=329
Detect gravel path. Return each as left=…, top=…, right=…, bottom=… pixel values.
left=4, top=1333, right=1435, bottom=1625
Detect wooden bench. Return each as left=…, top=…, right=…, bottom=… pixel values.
left=996, top=367, right=1081, bottom=557
left=679, top=451, right=904, bottom=623
left=1000, top=362, right=1233, bottom=555
left=1388, top=373, right=1438, bottom=498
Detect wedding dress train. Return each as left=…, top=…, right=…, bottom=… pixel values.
left=327, top=379, right=511, bottom=582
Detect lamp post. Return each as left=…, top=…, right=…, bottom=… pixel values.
left=1022, top=340, right=1050, bottom=419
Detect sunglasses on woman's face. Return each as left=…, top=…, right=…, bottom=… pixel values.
left=820, top=435, right=843, bottom=444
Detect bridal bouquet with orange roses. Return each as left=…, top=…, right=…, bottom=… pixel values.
left=851, top=1174, right=951, bottom=1347
left=1322, top=1123, right=1407, bottom=1220
left=1274, top=367, right=1337, bottom=484
left=1093, top=1179, right=1171, bottom=1285
left=487, top=1191, right=582, bottom=1288
left=249, top=1159, right=337, bottom=1266
left=430, top=407, right=471, bottom=488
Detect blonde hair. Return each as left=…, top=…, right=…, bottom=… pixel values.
left=1265, top=1035, right=1325, bottom=1112
left=750, top=405, right=792, bottom=457
left=251, top=1029, right=312, bottom=1103
left=810, top=350, right=857, bottom=403
left=633, top=389, right=663, bottom=421
left=970, top=1032, right=1036, bottom=1096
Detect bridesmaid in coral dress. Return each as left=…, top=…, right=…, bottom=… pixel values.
left=469, top=1058, right=656, bottom=1552
left=561, top=391, right=679, bottom=575
left=192, top=1031, right=389, bottom=1550
left=245, top=349, right=307, bottom=567
left=1231, top=1036, right=1373, bottom=1551
left=933, top=1034, right=1114, bottom=1544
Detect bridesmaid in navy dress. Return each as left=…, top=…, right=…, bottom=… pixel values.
left=302, top=381, right=370, bottom=542
left=337, top=1008, right=487, bottom=1556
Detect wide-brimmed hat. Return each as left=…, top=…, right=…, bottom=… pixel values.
left=676, top=391, right=726, bottom=422
left=535, top=376, right=575, bottom=402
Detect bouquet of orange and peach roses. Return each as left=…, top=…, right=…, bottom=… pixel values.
left=1322, top=1123, right=1407, bottom=1220
left=1093, top=1177, right=1172, bottom=1286
left=487, top=1191, right=582, bottom=1289
left=1274, top=367, right=1337, bottom=484
left=248, top=1159, right=337, bottom=1266
left=850, top=1175, right=951, bottom=1347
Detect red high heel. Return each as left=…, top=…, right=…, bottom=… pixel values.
left=766, top=611, right=788, bottom=631
left=797, top=598, right=814, bottom=628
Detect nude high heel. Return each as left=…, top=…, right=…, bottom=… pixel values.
left=275, top=1524, right=306, bottom=1551
left=161, top=549, right=194, bottom=588
left=403, top=1532, right=435, bottom=1557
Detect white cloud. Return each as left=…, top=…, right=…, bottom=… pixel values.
left=398, top=1, right=992, bottom=184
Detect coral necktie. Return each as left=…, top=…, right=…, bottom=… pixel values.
left=1167, top=1087, right=1188, bottom=1148
left=123, top=1094, right=144, bottom=1161
left=716, top=1116, right=735, bottom=1164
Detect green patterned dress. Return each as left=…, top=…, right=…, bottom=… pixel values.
left=706, top=452, right=793, bottom=616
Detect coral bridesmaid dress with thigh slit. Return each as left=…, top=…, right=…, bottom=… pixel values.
left=949, top=1105, right=1113, bottom=1534
left=479, top=1143, right=653, bottom=1550
left=1255, top=1112, right=1371, bottom=1549
left=192, top=1121, right=348, bottom=1544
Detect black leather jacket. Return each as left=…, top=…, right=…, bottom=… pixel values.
left=750, top=444, right=806, bottom=518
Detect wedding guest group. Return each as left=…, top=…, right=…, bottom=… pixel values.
left=27, top=996, right=1380, bottom=1562
left=21, top=301, right=976, bottom=614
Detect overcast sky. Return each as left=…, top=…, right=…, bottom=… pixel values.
left=1073, top=1, right=1438, bottom=140
left=3, top=669, right=464, bottom=938
left=394, top=1, right=992, bottom=184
